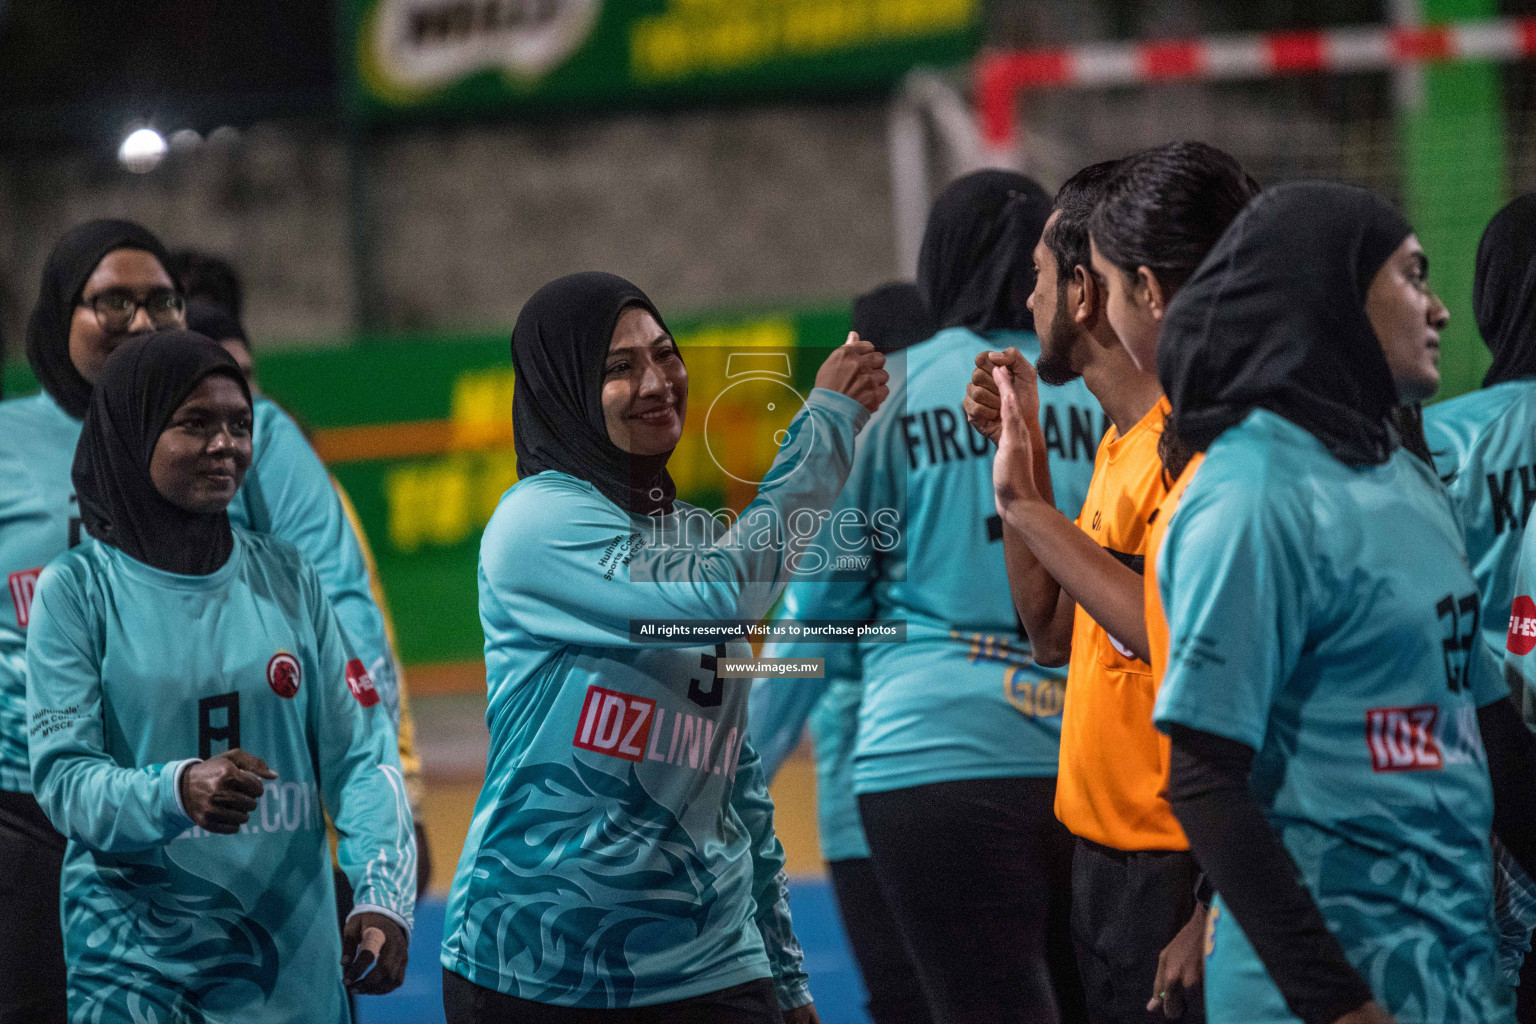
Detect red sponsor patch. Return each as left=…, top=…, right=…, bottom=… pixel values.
left=1509, top=596, right=1536, bottom=656
left=266, top=652, right=301, bottom=698
left=8, top=568, right=41, bottom=629
left=1366, top=705, right=1442, bottom=773
left=345, top=659, right=379, bottom=707
left=573, top=686, right=655, bottom=763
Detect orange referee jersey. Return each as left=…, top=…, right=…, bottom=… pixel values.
left=1146, top=453, right=1205, bottom=693
left=1055, top=396, right=1185, bottom=851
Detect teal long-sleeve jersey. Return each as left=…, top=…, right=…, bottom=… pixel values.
left=0, top=392, right=399, bottom=795
left=753, top=328, right=1100, bottom=798
left=750, top=598, right=865, bottom=862
left=26, top=529, right=415, bottom=1024
left=441, top=388, right=867, bottom=1010
left=1425, top=379, right=1536, bottom=662
left=230, top=397, right=400, bottom=720
left=1155, top=410, right=1508, bottom=1024
left=0, top=393, right=81, bottom=792
left=1496, top=494, right=1536, bottom=984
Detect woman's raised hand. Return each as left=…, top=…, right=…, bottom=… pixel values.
left=815, top=332, right=889, bottom=413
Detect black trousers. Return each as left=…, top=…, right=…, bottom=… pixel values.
left=859, top=776, right=1086, bottom=1024
left=1069, top=837, right=1204, bottom=1024
left=0, top=789, right=67, bottom=1024
left=443, top=970, right=781, bottom=1023
left=827, top=857, right=935, bottom=1024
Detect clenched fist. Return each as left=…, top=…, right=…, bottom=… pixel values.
left=342, top=911, right=410, bottom=995
left=963, top=347, right=1038, bottom=444
left=178, top=748, right=276, bottom=833
left=814, top=332, right=889, bottom=413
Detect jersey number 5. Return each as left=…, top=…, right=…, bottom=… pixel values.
left=198, top=692, right=241, bottom=759
left=1436, top=593, right=1479, bottom=693
left=688, top=645, right=728, bottom=708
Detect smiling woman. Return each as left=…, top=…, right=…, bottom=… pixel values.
left=71, top=330, right=252, bottom=577
left=440, top=271, right=887, bottom=1024
left=149, top=372, right=254, bottom=516
left=26, top=329, right=417, bottom=1021
left=0, top=220, right=414, bottom=1024
left=601, top=305, right=689, bottom=458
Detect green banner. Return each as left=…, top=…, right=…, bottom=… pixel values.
left=1402, top=0, right=1504, bottom=402
left=4, top=305, right=852, bottom=668
left=346, top=0, right=980, bottom=120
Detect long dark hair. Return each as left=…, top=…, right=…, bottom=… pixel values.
left=1158, top=427, right=1198, bottom=481
left=1090, top=141, right=1260, bottom=296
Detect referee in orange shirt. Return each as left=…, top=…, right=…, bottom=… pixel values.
left=966, top=144, right=1257, bottom=1023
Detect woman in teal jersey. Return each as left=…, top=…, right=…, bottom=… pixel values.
left=1454, top=195, right=1536, bottom=1017
left=1424, top=194, right=1536, bottom=663
left=773, top=172, right=1097, bottom=1024
left=1, top=221, right=405, bottom=1023
left=1143, top=182, right=1536, bottom=1024
left=172, top=257, right=402, bottom=727
left=0, top=219, right=185, bottom=1023
left=748, top=281, right=937, bottom=1024
left=25, top=330, right=415, bottom=1023
left=439, top=272, right=886, bottom=1024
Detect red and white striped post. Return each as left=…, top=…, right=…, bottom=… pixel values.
left=974, top=16, right=1536, bottom=151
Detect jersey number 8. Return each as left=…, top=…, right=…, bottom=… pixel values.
left=198, top=692, right=241, bottom=759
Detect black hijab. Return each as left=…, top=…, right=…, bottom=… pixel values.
left=1477, top=193, right=1536, bottom=387
left=1159, top=182, right=1411, bottom=466
left=512, top=272, right=678, bottom=516
left=73, top=330, right=251, bottom=575
left=917, top=170, right=1052, bottom=334
left=852, top=281, right=936, bottom=354
left=27, top=219, right=173, bottom=420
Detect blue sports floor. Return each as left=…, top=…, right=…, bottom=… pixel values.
left=358, top=879, right=873, bottom=1024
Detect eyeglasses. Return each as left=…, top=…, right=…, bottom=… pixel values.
left=79, top=288, right=185, bottom=333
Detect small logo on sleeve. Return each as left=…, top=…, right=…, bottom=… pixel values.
left=345, top=659, right=380, bottom=707
left=266, top=652, right=301, bottom=698
left=573, top=686, right=655, bottom=763
left=1509, top=596, right=1536, bottom=656
left=8, top=568, right=42, bottom=629
left=1366, top=705, right=1442, bottom=772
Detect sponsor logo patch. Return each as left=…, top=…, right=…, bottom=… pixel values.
left=573, top=685, right=655, bottom=763
left=266, top=652, right=301, bottom=698
left=1107, top=633, right=1136, bottom=659
left=8, top=568, right=42, bottom=629
left=345, top=659, right=380, bottom=707
left=1366, top=704, right=1442, bottom=772
left=1509, top=595, right=1536, bottom=656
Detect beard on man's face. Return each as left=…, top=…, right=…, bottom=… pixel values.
left=1035, top=285, right=1082, bottom=386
